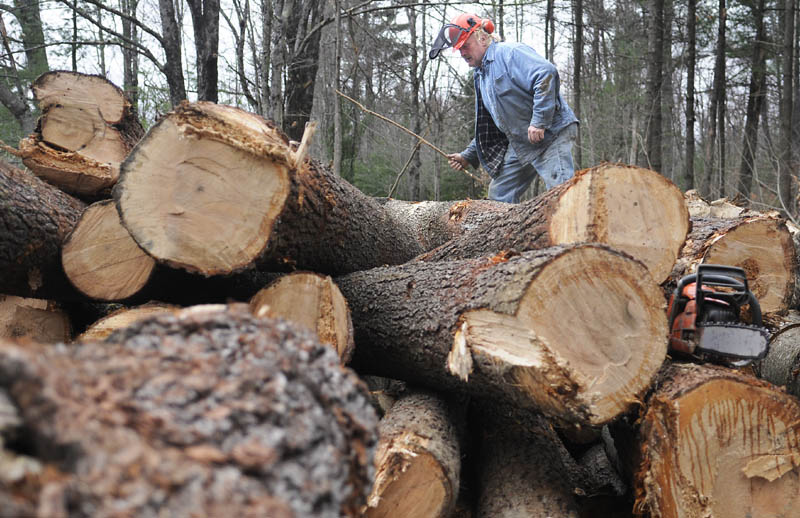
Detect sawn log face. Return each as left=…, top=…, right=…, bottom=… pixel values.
left=337, top=243, right=668, bottom=426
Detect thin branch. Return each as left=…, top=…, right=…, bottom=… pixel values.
left=336, top=89, right=485, bottom=185
left=388, top=128, right=428, bottom=198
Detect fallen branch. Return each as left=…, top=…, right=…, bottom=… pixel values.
left=336, top=89, right=485, bottom=185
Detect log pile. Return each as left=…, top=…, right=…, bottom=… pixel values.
left=1, top=71, right=800, bottom=517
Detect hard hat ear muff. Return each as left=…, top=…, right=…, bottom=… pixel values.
left=482, top=19, right=495, bottom=34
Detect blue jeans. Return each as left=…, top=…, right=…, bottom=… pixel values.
left=488, top=123, right=577, bottom=203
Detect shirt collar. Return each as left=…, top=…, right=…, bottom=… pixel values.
left=476, top=42, right=496, bottom=74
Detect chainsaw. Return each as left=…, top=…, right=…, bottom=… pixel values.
left=666, top=264, right=770, bottom=366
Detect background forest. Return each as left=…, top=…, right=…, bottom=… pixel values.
left=1, top=0, right=798, bottom=218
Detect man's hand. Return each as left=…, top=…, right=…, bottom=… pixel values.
left=447, top=153, right=469, bottom=171
left=528, top=126, right=545, bottom=144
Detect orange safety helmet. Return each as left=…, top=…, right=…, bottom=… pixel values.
left=429, top=13, right=495, bottom=59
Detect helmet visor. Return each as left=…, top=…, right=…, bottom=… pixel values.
left=429, top=22, right=475, bottom=59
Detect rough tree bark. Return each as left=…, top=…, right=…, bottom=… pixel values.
left=114, top=101, right=422, bottom=276
left=0, top=159, right=85, bottom=300
left=476, top=410, right=581, bottom=517
left=364, top=390, right=462, bottom=518
left=634, top=362, right=800, bottom=518
left=377, top=198, right=510, bottom=252
left=337, top=244, right=668, bottom=427
left=0, top=305, right=377, bottom=517
left=417, top=163, right=688, bottom=284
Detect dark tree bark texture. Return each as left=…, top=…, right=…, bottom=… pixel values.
left=0, top=306, right=377, bottom=517
left=0, top=160, right=85, bottom=299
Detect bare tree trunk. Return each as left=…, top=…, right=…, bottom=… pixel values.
left=186, top=0, right=220, bottom=103
left=121, top=0, right=140, bottom=118
left=645, top=0, right=664, bottom=174
left=333, top=0, right=342, bottom=177
left=158, top=0, right=188, bottom=105
left=779, top=0, right=796, bottom=215
left=705, top=0, right=726, bottom=197
left=573, top=0, right=584, bottom=167
left=738, top=0, right=767, bottom=199
left=545, top=0, right=555, bottom=61
left=684, top=0, right=696, bottom=190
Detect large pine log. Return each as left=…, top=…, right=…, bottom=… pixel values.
left=0, top=159, right=85, bottom=300
left=61, top=199, right=156, bottom=301
left=250, top=272, right=355, bottom=363
left=418, top=163, right=689, bottom=284
left=363, top=390, right=462, bottom=518
left=634, top=363, right=800, bottom=518
left=337, top=243, right=668, bottom=427
left=0, top=305, right=377, bottom=517
left=668, top=213, right=796, bottom=314
left=377, top=198, right=510, bottom=251
left=114, top=101, right=423, bottom=276
left=17, top=71, right=144, bottom=197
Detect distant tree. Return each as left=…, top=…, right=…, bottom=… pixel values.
left=0, top=0, right=50, bottom=137
left=646, top=0, right=665, bottom=174
left=186, top=0, right=220, bottom=102
left=779, top=0, right=795, bottom=214
left=684, top=0, right=697, bottom=190
left=737, top=0, right=768, bottom=198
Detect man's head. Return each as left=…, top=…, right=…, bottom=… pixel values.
left=429, top=13, right=496, bottom=63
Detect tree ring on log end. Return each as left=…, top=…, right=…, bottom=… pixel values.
left=461, top=245, right=668, bottom=426
left=114, top=104, right=291, bottom=275
left=701, top=216, right=796, bottom=314
left=365, top=449, right=450, bottom=518
left=62, top=200, right=156, bottom=301
left=550, top=164, right=689, bottom=284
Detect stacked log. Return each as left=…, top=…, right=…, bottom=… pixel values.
left=17, top=71, right=144, bottom=197
left=0, top=306, right=377, bottom=517
left=2, top=71, right=800, bottom=517
left=634, top=363, right=800, bottom=518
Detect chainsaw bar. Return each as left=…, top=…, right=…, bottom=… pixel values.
left=695, top=321, right=770, bottom=361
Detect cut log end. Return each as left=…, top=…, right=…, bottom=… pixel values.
left=250, top=272, right=354, bottom=362
left=365, top=447, right=452, bottom=518
left=550, top=164, right=689, bottom=284
left=115, top=106, right=292, bottom=275
left=636, top=364, right=800, bottom=518
left=701, top=216, right=796, bottom=314
left=460, top=245, right=668, bottom=426
left=62, top=200, right=156, bottom=301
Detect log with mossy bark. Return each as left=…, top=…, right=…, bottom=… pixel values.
left=633, top=362, right=800, bottom=518
left=417, top=163, right=689, bottom=284
left=16, top=71, right=144, bottom=197
left=113, top=101, right=423, bottom=277
left=336, top=243, right=668, bottom=427
left=668, top=213, right=797, bottom=315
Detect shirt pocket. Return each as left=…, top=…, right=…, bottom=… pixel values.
left=493, top=74, right=533, bottom=128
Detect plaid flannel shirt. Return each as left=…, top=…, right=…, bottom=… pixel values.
left=475, top=79, right=508, bottom=178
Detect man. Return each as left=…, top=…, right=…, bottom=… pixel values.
left=430, top=13, right=579, bottom=203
